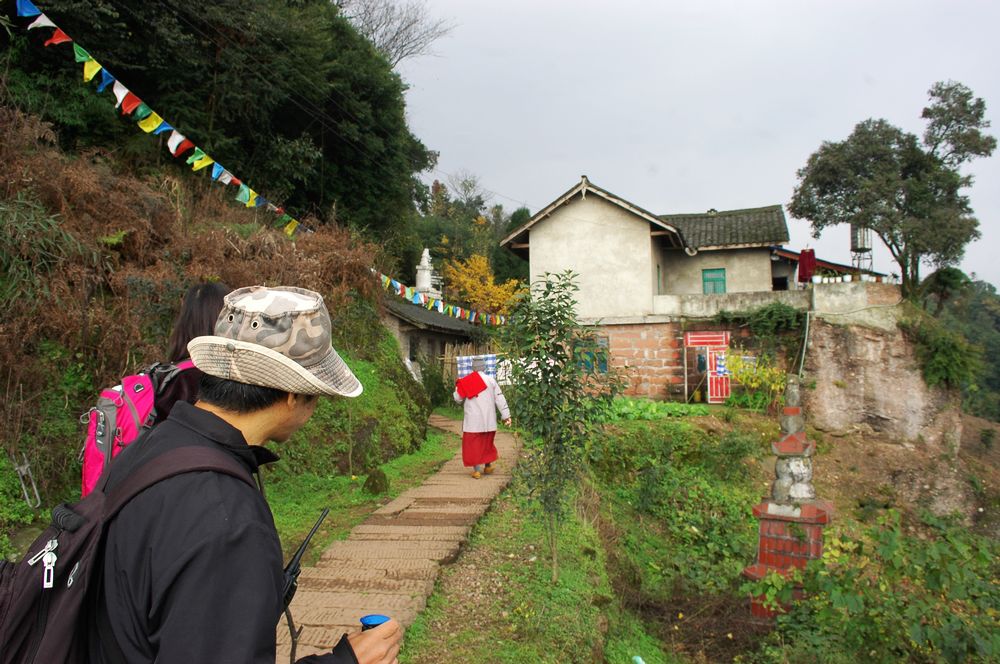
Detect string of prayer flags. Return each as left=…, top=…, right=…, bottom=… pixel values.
left=375, top=271, right=506, bottom=326
left=17, top=3, right=308, bottom=239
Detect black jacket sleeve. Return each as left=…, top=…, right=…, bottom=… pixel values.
left=297, top=634, right=359, bottom=663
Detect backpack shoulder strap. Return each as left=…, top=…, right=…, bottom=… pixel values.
left=104, top=446, right=255, bottom=519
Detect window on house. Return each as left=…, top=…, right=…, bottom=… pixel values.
left=576, top=335, right=609, bottom=373
left=702, top=268, right=726, bottom=294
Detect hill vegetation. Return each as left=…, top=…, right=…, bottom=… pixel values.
left=0, top=105, right=429, bottom=556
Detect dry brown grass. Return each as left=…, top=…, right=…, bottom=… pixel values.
left=0, top=106, right=383, bottom=492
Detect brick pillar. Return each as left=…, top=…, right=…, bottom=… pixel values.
left=742, top=375, right=833, bottom=619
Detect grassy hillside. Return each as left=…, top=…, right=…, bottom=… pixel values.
left=0, top=107, right=429, bottom=557
left=402, top=406, right=1000, bottom=663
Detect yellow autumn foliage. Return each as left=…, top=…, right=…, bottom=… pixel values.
left=442, top=254, right=524, bottom=315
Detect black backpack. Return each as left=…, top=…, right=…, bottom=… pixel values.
left=0, top=446, right=253, bottom=664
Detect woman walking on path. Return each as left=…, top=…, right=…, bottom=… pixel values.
left=454, top=357, right=511, bottom=479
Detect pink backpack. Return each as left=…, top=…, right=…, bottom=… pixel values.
left=80, top=360, right=195, bottom=497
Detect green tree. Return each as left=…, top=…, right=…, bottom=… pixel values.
left=789, top=81, right=995, bottom=297
left=499, top=271, right=623, bottom=582
left=919, top=266, right=971, bottom=315
left=2, top=0, right=431, bottom=232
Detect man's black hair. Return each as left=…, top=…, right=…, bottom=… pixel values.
left=198, top=374, right=289, bottom=413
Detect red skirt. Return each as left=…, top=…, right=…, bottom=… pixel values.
left=462, top=431, right=498, bottom=467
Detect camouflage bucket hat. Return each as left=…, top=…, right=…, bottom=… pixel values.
left=187, top=286, right=362, bottom=398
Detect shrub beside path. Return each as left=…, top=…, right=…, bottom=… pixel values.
left=276, top=414, right=520, bottom=662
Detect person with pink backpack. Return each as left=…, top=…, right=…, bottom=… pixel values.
left=80, top=282, right=229, bottom=496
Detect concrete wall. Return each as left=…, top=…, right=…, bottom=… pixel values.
left=653, top=289, right=810, bottom=318
left=659, top=247, right=774, bottom=295
left=529, top=195, right=653, bottom=319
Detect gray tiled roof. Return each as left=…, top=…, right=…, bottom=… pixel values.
left=382, top=296, right=477, bottom=336
left=659, top=205, right=788, bottom=249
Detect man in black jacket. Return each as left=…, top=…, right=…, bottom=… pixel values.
left=90, top=286, right=402, bottom=664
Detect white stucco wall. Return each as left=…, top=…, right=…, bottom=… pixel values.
left=529, top=195, right=653, bottom=319
left=659, top=248, right=773, bottom=295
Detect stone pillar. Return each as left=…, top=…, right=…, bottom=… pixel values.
left=742, top=375, right=833, bottom=619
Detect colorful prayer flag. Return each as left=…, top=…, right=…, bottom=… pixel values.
left=284, top=219, right=299, bottom=237
left=217, top=170, right=233, bottom=185
left=191, top=154, right=214, bottom=171
left=245, top=190, right=258, bottom=208
left=82, top=60, right=101, bottom=82
left=235, top=184, right=251, bottom=204
left=152, top=121, right=173, bottom=135
left=131, top=103, right=152, bottom=120
left=120, top=92, right=141, bottom=115
left=186, top=148, right=206, bottom=165
left=112, top=81, right=129, bottom=107
left=72, top=44, right=91, bottom=63
left=97, top=69, right=115, bottom=93
left=167, top=131, right=190, bottom=156
left=137, top=112, right=163, bottom=133
left=210, top=163, right=224, bottom=180
left=17, top=0, right=42, bottom=17
left=43, top=29, right=71, bottom=47
left=27, top=14, right=55, bottom=30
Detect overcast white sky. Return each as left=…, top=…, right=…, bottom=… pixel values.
left=398, top=0, right=999, bottom=287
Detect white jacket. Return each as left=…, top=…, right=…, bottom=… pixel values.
left=453, top=371, right=510, bottom=432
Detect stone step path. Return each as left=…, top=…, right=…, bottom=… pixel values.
left=276, top=414, right=520, bottom=662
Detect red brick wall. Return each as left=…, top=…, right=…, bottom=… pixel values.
left=601, top=322, right=683, bottom=399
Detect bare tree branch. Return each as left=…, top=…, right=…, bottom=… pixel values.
left=336, top=0, right=454, bottom=68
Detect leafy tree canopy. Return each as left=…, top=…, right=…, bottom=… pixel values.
left=393, top=174, right=527, bottom=286
left=441, top=253, right=522, bottom=314
left=789, top=81, right=995, bottom=297
left=1, top=0, right=432, bottom=233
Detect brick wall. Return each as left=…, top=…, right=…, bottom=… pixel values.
left=601, top=322, right=683, bottom=399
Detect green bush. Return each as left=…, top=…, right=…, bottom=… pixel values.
left=603, top=397, right=709, bottom=421
left=273, top=331, right=429, bottom=478
left=418, top=353, right=451, bottom=408
left=0, top=454, right=36, bottom=560
left=590, top=421, right=762, bottom=595
left=900, top=314, right=982, bottom=389
left=750, top=512, right=1000, bottom=663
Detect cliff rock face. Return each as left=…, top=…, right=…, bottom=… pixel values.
left=804, top=315, right=969, bottom=518
left=804, top=317, right=962, bottom=451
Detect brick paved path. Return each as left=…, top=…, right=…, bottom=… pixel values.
left=276, top=414, right=520, bottom=661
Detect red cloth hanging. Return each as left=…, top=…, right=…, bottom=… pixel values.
left=455, top=371, right=487, bottom=399
left=798, top=249, right=816, bottom=282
